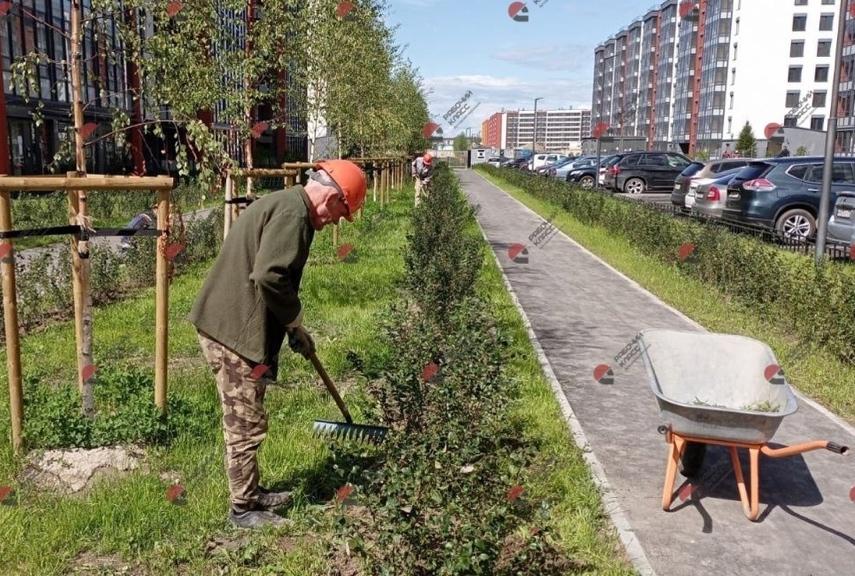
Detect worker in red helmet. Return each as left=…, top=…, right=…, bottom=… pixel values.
left=190, top=159, right=366, bottom=529
left=411, top=151, right=434, bottom=206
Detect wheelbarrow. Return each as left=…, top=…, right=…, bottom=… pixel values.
left=638, top=329, right=849, bottom=521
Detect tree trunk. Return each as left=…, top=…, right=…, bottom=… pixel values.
left=69, top=0, right=95, bottom=417
left=124, top=8, right=145, bottom=174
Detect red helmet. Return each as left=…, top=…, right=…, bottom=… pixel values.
left=423, top=152, right=433, bottom=165
left=316, top=159, right=367, bottom=221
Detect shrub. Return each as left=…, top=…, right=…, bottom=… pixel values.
left=476, top=165, right=855, bottom=363
left=334, top=164, right=577, bottom=575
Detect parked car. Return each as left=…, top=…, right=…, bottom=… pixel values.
left=827, top=191, right=855, bottom=245
left=599, top=154, right=627, bottom=187
left=555, top=156, right=596, bottom=180
left=486, top=156, right=509, bottom=167
left=528, top=153, right=569, bottom=171
left=567, top=155, right=618, bottom=189
left=683, top=166, right=745, bottom=212
left=540, top=158, right=573, bottom=178
left=604, top=152, right=691, bottom=193
left=506, top=157, right=531, bottom=170
left=723, top=156, right=855, bottom=239
left=672, top=159, right=750, bottom=209
left=691, top=168, right=744, bottom=219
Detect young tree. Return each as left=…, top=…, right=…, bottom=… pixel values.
left=736, top=122, right=756, bottom=157
left=453, top=133, right=469, bottom=151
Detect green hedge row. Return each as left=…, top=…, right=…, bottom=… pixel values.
left=476, top=165, right=855, bottom=364
left=336, top=165, right=580, bottom=574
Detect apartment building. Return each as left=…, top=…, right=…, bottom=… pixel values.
left=0, top=1, right=305, bottom=176
left=480, top=109, right=592, bottom=152
left=592, top=0, right=842, bottom=156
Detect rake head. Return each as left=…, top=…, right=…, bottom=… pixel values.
left=312, top=420, right=388, bottom=445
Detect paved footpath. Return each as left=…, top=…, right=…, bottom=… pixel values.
left=460, top=170, right=855, bottom=576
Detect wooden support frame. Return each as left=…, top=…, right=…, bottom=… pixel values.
left=0, top=173, right=174, bottom=454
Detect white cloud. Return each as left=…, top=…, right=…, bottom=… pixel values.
left=424, top=74, right=593, bottom=133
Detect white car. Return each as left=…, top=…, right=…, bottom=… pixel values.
left=529, top=153, right=569, bottom=171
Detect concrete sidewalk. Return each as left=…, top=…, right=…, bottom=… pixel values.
left=460, top=170, right=855, bottom=576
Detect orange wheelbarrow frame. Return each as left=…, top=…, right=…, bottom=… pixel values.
left=660, top=426, right=848, bottom=521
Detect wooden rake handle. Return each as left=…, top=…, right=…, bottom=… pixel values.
left=308, top=352, right=353, bottom=424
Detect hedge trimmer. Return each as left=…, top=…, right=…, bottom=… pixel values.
left=307, top=352, right=388, bottom=444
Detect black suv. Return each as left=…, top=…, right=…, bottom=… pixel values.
left=604, top=152, right=692, bottom=193
left=723, top=156, right=855, bottom=239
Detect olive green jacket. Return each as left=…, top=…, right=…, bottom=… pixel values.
left=189, top=186, right=315, bottom=367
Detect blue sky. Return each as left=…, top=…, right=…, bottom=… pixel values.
left=385, top=0, right=655, bottom=136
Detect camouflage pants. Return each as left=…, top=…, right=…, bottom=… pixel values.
left=198, top=331, right=272, bottom=509
left=414, top=177, right=425, bottom=206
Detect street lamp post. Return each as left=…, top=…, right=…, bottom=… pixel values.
left=533, top=97, right=543, bottom=155
left=816, top=0, right=849, bottom=265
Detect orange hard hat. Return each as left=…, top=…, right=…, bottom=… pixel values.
left=316, top=159, right=367, bottom=221
left=423, top=152, right=433, bottom=165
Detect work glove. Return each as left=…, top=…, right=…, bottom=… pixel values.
left=287, top=325, right=315, bottom=358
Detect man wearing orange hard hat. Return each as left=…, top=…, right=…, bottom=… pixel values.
left=411, top=151, right=434, bottom=206
left=190, top=159, right=366, bottom=529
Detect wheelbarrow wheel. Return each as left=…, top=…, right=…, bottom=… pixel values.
left=680, top=442, right=707, bottom=478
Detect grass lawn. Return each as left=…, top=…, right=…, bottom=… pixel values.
left=477, top=169, right=855, bottom=424
left=0, top=182, right=631, bottom=574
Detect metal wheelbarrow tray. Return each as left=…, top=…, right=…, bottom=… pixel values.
left=638, top=329, right=848, bottom=521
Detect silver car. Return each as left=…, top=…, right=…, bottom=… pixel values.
left=555, top=156, right=596, bottom=180
left=692, top=168, right=743, bottom=219
left=827, top=191, right=855, bottom=245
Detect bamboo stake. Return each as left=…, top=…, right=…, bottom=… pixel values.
left=69, top=0, right=94, bottom=416
left=380, top=164, right=386, bottom=208
left=0, top=190, right=23, bottom=454
left=372, top=165, right=378, bottom=202
left=154, top=189, right=170, bottom=412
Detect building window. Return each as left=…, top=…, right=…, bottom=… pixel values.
left=813, top=91, right=828, bottom=107
left=819, top=14, right=834, bottom=31
left=786, top=91, right=801, bottom=108
left=821, top=0, right=835, bottom=4
left=788, top=66, right=803, bottom=82
left=818, top=39, right=832, bottom=57
left=790, top=40, right=805, bottom=57
left=729, top=92, right=735, bottom=109
left=732, top=67, right=736, bottom=85
left=794, top=0, right=807, bottom=4
left=815, top=65, right=829, bottom=82
left=733, top=43, right=738, bottom=60
left=735, top=17, right=740, bottom=35
left=811, top=116, right=825, bottom=130
left=793, top=14, right=807, bottom=32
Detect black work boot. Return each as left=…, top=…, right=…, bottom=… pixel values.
left=229, top=503, right=289, bottom=529
left=256, top=486, right=293, bottom=510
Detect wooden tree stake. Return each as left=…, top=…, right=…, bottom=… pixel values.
left=0, top=190, right=23, bottom=453
left=155, top=189, right=170, bottom=412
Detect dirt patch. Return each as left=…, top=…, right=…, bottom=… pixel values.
left=72, top=551, right=144, bottom=575
left=203, top=534, right=253, bottom=558
left=330, top=544, right=362, bottom=576
left=22, top=446, right=146, bottom=495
